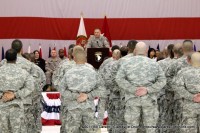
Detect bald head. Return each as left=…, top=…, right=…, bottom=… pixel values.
left=74, top=50, right=87, bottom=64
left=112, top=49, right=121, bottom=60
left=183, top=40, right=193, bottom=54
left=191, top=52, right=200, bottom=67
left=134, top=42, right=148, bottom=56
left=173, top=43, right=183, bottom=57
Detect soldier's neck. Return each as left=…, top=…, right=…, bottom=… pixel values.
left=192, top=63, right=200, bottom=67
left=76, top=61, right=85, bottom=65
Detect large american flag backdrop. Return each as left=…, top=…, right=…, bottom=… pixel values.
left=0, top=0, right=200, bottom=59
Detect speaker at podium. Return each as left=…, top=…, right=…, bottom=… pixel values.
left=87, top=48, right=110, bottom=69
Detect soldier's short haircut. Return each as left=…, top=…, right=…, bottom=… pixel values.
left=5, top=49, right=17, bottom=61
left=68, top=44, right=75, bottom=50
left=94, top=28, right=101, bottom=32
left=173, top=43, right=183, bottom=56
left=11, top=39, right=23, bottom=53
left=112, top=49, right=121, bottom=59
left=183, top=40, right=193, bottom=52
left=29, top=53, right=35, bottom=62
left=111, top=45, right=120, bottom=52
left=68, top=48, right=73, bottom=59
left=183, top=40, right=193, bottom=44
left=59, top=49, right=64, bottom=52
left=22, top=53, right=30, bottom=60
left=74, top=50, right=86, bottom=62
left=127, top=40, right=138, bottom=53
left=167, top=44, right=174, bottom=59
left=120, top=46, right=128, bottom=57
left=73, top=46, right=84, bottom=55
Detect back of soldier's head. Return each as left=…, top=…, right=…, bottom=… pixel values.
left=120, top=46, right=128, bottom=57
left=68, top=48, right=73, bottom=59
left=111, top=45, right=120, bottom=52
left=68, top=44, right=75, bottom=50
left=183, top=40, right=193, bottom=53
left=134, top=42, right=148, bottom=56
left=112, top=49, right=121, bottom=60
left=191, top=52, right=200, bottom=67
left=11, top=39, right=23, bottom=53
left=74, top=50, right=86, bottom=63
left=173, top=43, right=183, bottom=57
left=29, top=53, right=35, bottom=62
left=127, top=40, right=138, bottom=53
left=22, top=53, right=30, bottom=60
left=73, top=46, right=84, bottom=56
left=6, top=49, right=17, bottom=62
left=167, top=44, right=174, bottom=58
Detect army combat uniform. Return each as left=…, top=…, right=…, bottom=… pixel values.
left=116, top=55, right=166, bottom=133
left=0, top=63, right=35, bottom=133
left=59, top=64, right=108, bottom=133
left=173, top=66, right=200, bottom=133
left=45, top=57, right=61, bottom=84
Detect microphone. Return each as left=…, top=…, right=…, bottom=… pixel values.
left=97, top=41, right=100, bottom=47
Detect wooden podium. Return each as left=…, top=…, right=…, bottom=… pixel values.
left=87, top=48, right=109, bottom=69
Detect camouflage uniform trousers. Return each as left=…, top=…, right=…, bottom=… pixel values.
left=107, top=97, right=125, bottom=133
left=157, top=89, right=174, bottom=133
left=32, top=95, right=42, bottom=133
left=167, top=98, right=183, bottom=133
left=24, top=104, right=37, bottom=133
left=45, top=71, right=53, bottom=84
left=124, top=102, right=159, bottom=133
left=0, top=105, right=25, bottom=133
left=60, top=107, right=101, bottom=133
left=178, top=99, right=200, bottom=133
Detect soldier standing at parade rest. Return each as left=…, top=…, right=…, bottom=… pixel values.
left=116, top=42, right=166, bottom=133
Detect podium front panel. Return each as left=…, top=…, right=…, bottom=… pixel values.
left=87, top=48, right=109, bottom=69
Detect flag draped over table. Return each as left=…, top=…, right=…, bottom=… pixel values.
left=41, top=92, right=61, bottom=125
left=76, top=14, right=87, bottom=48
left=1, top=46, right=4, bottom=60
left=39, top=45, right=42, bottom=58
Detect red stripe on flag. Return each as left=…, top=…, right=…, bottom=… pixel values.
left=0, top=17, right=200, bottom=40
left=41, top=118, right=61, bottom=125
left=46, top=93, right=60, bottom=99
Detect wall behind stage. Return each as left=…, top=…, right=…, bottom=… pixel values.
left=0, top=0, right=200, bottom=59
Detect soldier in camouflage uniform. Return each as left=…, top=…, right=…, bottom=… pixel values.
left=53, top=46, right=94, bottom=90
left=116, top=42, right=166, bottom=133
left=103, top=40, right=138, bottom=133
left=59, top=50, right=108, bottom=133
left=1, top=40, right=46, bottom=133
left=157, top=44, right=174, bottom=132
left=166, top=40, right=193, bottom=133
left=53, top=46, right=84, bottom=89
left=98, top=49, right=121, bottom=133
left=45, top=49, right=61, bottom=84
left=0, top=49, right=35, bottom=133
left=157, top=43, right=184, bottom=133
left=23, top=52, right=46, bottom=132
left=86, top=29, right=110, bottom=48
left=172, top=52, right=200, bottom=133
